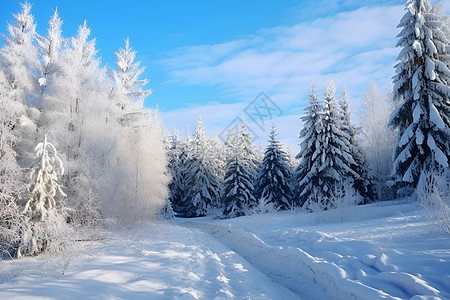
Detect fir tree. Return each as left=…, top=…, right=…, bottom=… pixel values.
left=0, top=70, right=26, bottom=257
left=299, top=81, right=360, bottom=210
left=36, top=8, right=64, bottom=99
left=316, top=80, right=359, bottom=208
left=19, top=135, right=67, bottom=257
left=294, top=85, right=323, bottom=206
left=167, top=130, right=191, bottom=212
left=223, top=154, right=256, bottom=218
left=255, top=125, right=293, bottom=210
left=0, top=1, right=39, bottom=164
left=389, top=0, right=450, bottom=194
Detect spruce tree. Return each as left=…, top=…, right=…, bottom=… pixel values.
left=390, top=0, right=450, bottom=194
left=167, top=130, right=191, bottom=212
left=0, top=1, right=39, bottom=164
left=317, top=80, right=359, bottom=208
left=0, top=70, right=26, bottom=257
left=255, top=125, right=293, bottom=210
left=223, top=155, right=256, bottom=218
left=294, top=85, right=323, bottom=206
left=19, top=135, right=67, bottom=257
left=298, top=81, right=360, bottom=210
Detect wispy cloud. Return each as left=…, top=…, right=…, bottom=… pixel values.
left=160, top=4, right=405, bottom=147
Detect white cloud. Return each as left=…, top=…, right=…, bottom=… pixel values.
left=160, top=4, right=406, bottom=147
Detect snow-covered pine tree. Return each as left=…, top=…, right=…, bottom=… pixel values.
left=255, top=125, right=293, bottom=210
left=35, top=7, right=65, bottom=131
left=303, top=80, right=359, bottom=210
left=0, top=69, right=26, bottom=258
left=105, top=38, right=169, bottom=223
left=0, top=1, right=39, bottom=106
left=0, top=1, right=40, bottom=165
left=44, top=20, right=111, bottom=226
left=239, top=119, right=259, bottom=175
left=167, top=131, right=191, bottom=213
left=294, top=85, right=323, bottom=207
left=389, top=0, right=450, bottom=194
left=222, top=153, right=257, bottom=218
left=109, top=37, right=151, bottom=113
left=340, top=88, right=374, bottom=203
left=183, top=117, right=222, bottom=217
left=209, top=135, right=226, bottom=179
left=36, top=8, right=64, bottom=100
left=19, top=135, right=67, bottom=257
left=360, top=82, right=397, bottom=200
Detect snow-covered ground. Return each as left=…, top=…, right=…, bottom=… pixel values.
left=1, top=199, right=449, bottom=300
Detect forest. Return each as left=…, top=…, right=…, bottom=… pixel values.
left=1, top=0, right=449, bottom=263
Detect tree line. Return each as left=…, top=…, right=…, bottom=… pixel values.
left=0, top=2, right=169, bottom=258
left=168, top=0, right=450, bottom=218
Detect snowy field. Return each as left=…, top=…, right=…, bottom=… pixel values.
left=1, top=199, right=449, bottom=300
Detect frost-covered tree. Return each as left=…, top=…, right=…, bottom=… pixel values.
left=389, top=0, right=450, bottom=194
left=0, top=1, right=39, bottom=164
left=43, top=20, right=112, bottom=225
left=106, top=112, right=170, bottom=224
left=103, top=38, right=169, bottom=223
left=110, top=37, right=151, bottom=111
left=210, top=135, right=226, bottom=179
left=294, top=85, right=323, bottom=206
left=0, top=70, right=26, bottom=258
left=183, top=117, right=222, bottom=217
left=340, top=88, right=374, bottom=203
left=300, top=81, right=360, bottom=210
left=360, top=82, right=397, bottom=200
left=19, top=135, right=67, bottom=257
left=226, top=119, right=259, bottom=172
left=255, top=125, right=293, bottom=210
left=0, top=1, right=39, bottom=105
left=36, top=8, right=64, bottom=99
left=167, top=131, right=191, bottom=212
left=35, top=8, right=65, bottom=131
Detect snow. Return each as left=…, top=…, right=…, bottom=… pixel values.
left=1, top=200, right=449, bottom=300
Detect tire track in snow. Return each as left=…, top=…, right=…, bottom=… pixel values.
left=182, top=220, right=409, bottom=300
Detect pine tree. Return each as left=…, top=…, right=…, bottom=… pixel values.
left=110, top=37, right=151, bottom=111
left=167, top=130, right=191, bottom=212
left=223, top=154, right=256, bottom=218
left=36, top=8, right=64, bottom=100
left=255, top=125, right=293, bottom=210
left=105, top=38, right=169, bottom=223
left=0, top=1, right=39, bottom=164
left=19, top=135, right=67, bottom=257
left=389, top=0, right=450, bottom=194
left=298, top=81, right=360, bottom=210
left=0, top=1, right=39, bottom=105
left=183, top=117, right=222, bottom=217
left=317, top=80, right=359, bottom=208
left=35, top=8, right=65, bottom=133
left=0, top=69, right=26, bottom=258
left=294, top=85, right=323, bottom=206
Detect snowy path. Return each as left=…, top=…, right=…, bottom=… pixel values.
left=0, top=223, right=300, bottom=300
left=182, top=201, right=450, bottom=300
left=1, top=200, right=449, bottom=299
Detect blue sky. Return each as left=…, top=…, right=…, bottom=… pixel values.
left=1, top=0, right=449, bottom=147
